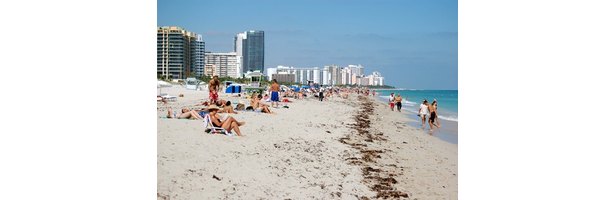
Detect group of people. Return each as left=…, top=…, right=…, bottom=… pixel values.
left=419, top=99, right=441, bottom=130
left=388, top=93, right=404, bottom=112
left=388, top=93, right=442, bottom=130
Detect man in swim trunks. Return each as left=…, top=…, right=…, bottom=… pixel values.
left=389, top=93, right=395, bottom=111
left=208, top=75, right=220, bottom=104
left=394, top=94, right=403, bottom=112
left=269, top=79, right=280, bottom=108
left=427, top=100, right=438, bottom=130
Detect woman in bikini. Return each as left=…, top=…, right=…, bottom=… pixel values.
left=207, top=105, right=245, bottom=136
left=167, top=108, right=203, bottom=120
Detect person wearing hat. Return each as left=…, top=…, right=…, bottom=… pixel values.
left=207, top=105, right=245, bottom=136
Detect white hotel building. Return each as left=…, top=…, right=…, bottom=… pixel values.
left=204, top=52, right=242, bottom=78
left=266, top=65, right=384, bottom=86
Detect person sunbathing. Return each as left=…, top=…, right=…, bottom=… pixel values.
left=166, top=108, right=203, bottom=120
left=220, top=101, right=238, bottom=114
left=249, top=94, right=272, bottom=113
left=157, top=95, right=168, bottom=104
left=207, top=105, right=244, bottom=136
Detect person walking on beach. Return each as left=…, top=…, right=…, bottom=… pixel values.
left=432, top=99, right=441, bottom=128
left=389, top=93, right=395, bottom=111
left=419, top=100, right=429, bottom=128
left=208, top=75, right=220, bottom=104
left=269, top=79, right=280, bottom=108
left=318, top=87, right=324, bottom=101
left=394, top=94, right=403, bottom=112
left=427, top=100, right=439, bottom=129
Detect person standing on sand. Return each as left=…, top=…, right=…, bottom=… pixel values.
left=318, top=87, right=324, bottom=101
left=427, top=101, right=439, bottom=129
left=389, top=93, right=395, bottom=111
left=432, top=99, right=441, bottom=128
left=269, top=79, right=280, bottom=108
left=419, top=100, right=429, bottom=128
left=394, top=94, right=403, bottom=112
left=208, top=75, right=220, bottom=104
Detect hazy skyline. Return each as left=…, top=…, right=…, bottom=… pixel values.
left=158, top=0, right=457, bottom=89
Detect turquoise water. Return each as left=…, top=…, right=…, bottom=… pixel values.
left=376, top=89, right=458, bottom=144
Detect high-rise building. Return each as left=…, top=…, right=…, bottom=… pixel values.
left=205, top=52, right=241, bottom=78
left=234, top=32, right=246, bottom=74
left=191, top=34, right=205, bottom=77
left=157, top=26, right=204, bottom=79
left=235, top=30, right=264, bottom=73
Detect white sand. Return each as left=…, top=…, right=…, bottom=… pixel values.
left=157, top=85, right=457, bottom=199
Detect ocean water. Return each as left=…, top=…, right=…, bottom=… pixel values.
left=376, top=89, right=458, bottom=144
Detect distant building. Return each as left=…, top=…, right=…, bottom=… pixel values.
left=205, top=52, right=241, bottom=78
left=157, top=26, right=204, bottom=79
left=272, top=74, right=295, bottom=84
left=267, top=64, right=384, bottom=86
left=191, top=35, right=205, bottom=77
left=235, top=30, right=264, bottom=73
left=234, top=32, right=246, bottom=74
left=204, top=64, right=215, bottom=77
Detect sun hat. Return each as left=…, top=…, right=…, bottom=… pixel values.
left=207, top=105, right=220, bottom=111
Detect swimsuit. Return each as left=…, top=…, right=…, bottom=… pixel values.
left=209, top=91, right=218, bottom=101
left=429, top=112, right=436, bottom=123
left=211, top=115, right=222, bottom=127
left=271, top=91, right=280, bottom=102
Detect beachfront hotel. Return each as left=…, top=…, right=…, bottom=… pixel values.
left=157, top=26, right=205, bottom=79
left=204, top=52, right=242, bottom=78
left=266, top=65, right=384, bottom=86
left=235, top=30, right=264, bottom=73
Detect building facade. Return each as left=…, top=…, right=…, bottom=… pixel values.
left=157, top=26, right=203, bottom=79
left=205, top=52, right=241, bottom=78
left=266, top=65, right=384, bottom=86
left=272, top=74, right=295, bottom=83
left=191, top=34, right=205, bottom=77
left=239, top=30, right=264, bottom=73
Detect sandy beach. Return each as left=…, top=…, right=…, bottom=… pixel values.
left=157, top=86, right=457, bottom=199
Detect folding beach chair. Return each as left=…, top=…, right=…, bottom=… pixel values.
left=203, top=114, right=234, bottom=136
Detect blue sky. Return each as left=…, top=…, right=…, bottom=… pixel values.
left=158, top=0, right=457, bottom=89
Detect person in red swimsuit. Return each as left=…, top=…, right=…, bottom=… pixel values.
left=208, top=75, right=220, bottom=104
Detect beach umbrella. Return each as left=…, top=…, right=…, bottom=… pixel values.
left=158, top=80, right=172, bottom=95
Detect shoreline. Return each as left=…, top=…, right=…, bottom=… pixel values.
left=373, top=94, right=459, bottom=144
left=157, top=86, right=457, bottom=199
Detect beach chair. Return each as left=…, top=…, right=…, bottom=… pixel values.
left=203, top=114, right=233, bottom=136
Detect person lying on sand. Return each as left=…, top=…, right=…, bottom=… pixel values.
left=157, top=95, right=168, bottom=104
left=167, top=108, right=203, bottom=120
left=207, top=105, right=245, bottom=136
